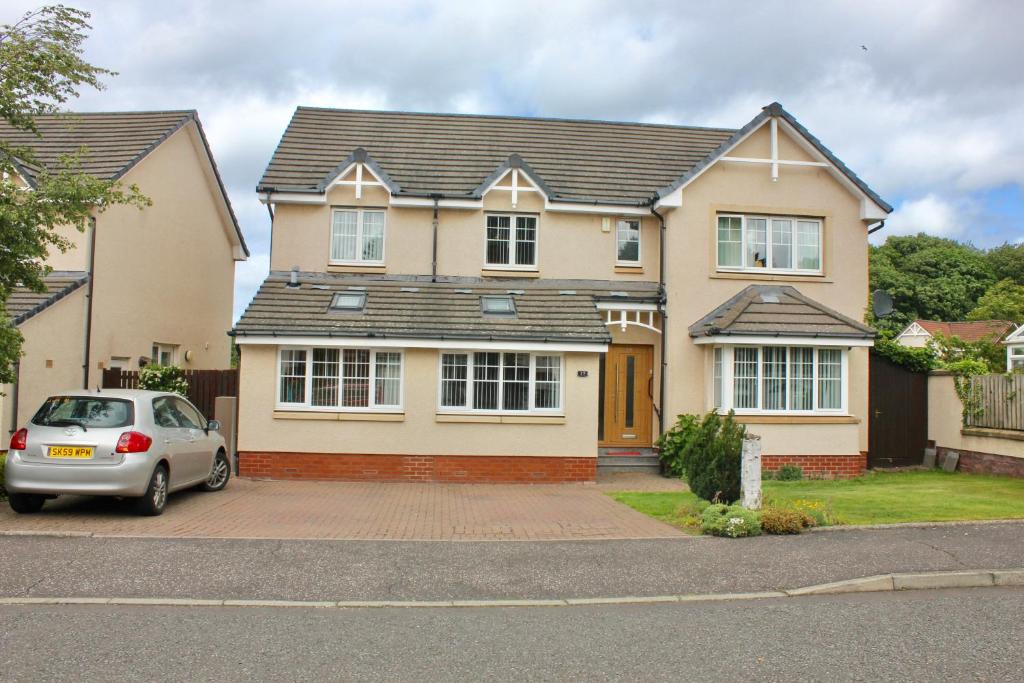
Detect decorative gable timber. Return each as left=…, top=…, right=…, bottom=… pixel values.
left=654, top=102, right=892, bottom=221
left=473, top=154, right=553, bottom=208
left=317, top=147, right=401, bottom=196
left=896, top=321, right=931, bottom=340
left=1005, top=324, right=1024, bottom=345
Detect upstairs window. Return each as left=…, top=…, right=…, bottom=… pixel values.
left=486, top=214, right=537, bottom=268
left=616, top=219, right=641, bottom=264
left=331, top=209, right=385, bottom=264
left=717, top=214, right=821, bottom=274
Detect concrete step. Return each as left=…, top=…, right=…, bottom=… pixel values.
left=597, top=453, right=660, bottom=473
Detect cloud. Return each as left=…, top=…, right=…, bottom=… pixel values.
left=880, top=194, right=973, bottom=242
left=4, top=0, right=1023, bottom=310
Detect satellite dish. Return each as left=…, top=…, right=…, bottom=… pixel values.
left=872, top=290, right=894, bottom=318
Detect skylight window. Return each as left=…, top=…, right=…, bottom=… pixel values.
left=330, top=292, right=367, bottom=311
left=481, top=295, right=516, bottom=316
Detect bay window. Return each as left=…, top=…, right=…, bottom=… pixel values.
left=486, top=214, right=538, bottom=268
left=331, top=209, right=386, bottom=264
left=711, top=346, right=846, bottom=414
left=278, top=347, right=402, bottom=411
left=717, top=214, right=822, bottom=273
left=439, top=352, right=562, bottom=413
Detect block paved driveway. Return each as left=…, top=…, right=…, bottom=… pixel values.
left=0, top=475, right=686, bottom=541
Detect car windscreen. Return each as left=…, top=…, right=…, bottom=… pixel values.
left=32, top=396, right=134, bottom=429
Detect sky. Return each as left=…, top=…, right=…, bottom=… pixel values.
left=7, top=0, right=1024, bottom=320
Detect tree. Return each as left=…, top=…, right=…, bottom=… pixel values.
left=967, top=278, right=1024, bottom=324
left=869, top=233, right=996, bottom=334
left=0, top=5, right=148, bottom=384
left=986, top=242, right=1024, bottom=286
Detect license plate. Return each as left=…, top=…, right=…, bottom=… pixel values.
left=47, top=446, right=94, bottom=459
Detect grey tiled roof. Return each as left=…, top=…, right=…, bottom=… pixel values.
left=0, top=111, right=250, bottom=257
left=233, top=273, right=660, bottom=343
left=0, top=111, right=194, bottom=184
left=258, top=107, right=737, bottom=203
left=7, top=271, right=89, bottom=326
left=688, top=285, right=875, bottom=340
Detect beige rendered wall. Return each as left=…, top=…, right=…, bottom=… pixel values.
left=270, top=180, right=660, bottom=281
left=82, top=122, right=237, bottom=384
left=928, top=373, right=1024, bottom=459
left=1, top=287, right=87, bottom=436
left=663, top=123, right=872, bottom=454
left=237, top=344, right=600, bottom=457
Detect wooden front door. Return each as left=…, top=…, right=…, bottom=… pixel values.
left=601, top=345, right=654, bottom=447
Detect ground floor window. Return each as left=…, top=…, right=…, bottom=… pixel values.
left=712, top=345, right=846, bottom=414
left=278, top=347, right=403, bottom=411
left=439, top=352, right=562, bottom=413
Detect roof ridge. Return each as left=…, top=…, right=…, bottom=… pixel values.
left=293, top=105, right=739, bottom=133
left=33, top=109, right=197, bottom=117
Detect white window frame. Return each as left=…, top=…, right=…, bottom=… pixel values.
left=329, top=208, right=387, bottom=266
left=1008, top=344, right=1024, bottom=372
left=436, top=351, right=564, bottom=415
left=615, top=218, right=642, bottom=265
left=712, top=345, right=848, bottom=415
left=484, top=213, right=539, bottom=270
left=151, top=342, right=177, bottom=366
left=716, top=214, right=823, bottom=275
left=275, top=346, right=404, bottom=412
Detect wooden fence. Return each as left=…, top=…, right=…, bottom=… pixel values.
left=102, top=368, right=238, bottom=420
left=966, top=373, right=1024, bottom=432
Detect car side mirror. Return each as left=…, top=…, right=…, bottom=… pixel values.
left=206, top=419, right=221, bottom=433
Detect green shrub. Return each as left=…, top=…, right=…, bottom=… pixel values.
left=760, top=507, right=811, bottom=534
left=656, top=411, right=746, bottom=503
left=700, top=503, right=762, bottom=538
left=138, top=365, right=189, bottom=396
left=775, top=465, right=804, bottom=481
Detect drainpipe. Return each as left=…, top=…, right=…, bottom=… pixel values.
left=82, top=216, right=97, bottom=389
left=650, top=203, right=667, bottom=436
left=430, top=194, right=441, bottom=282
left=9, top=360, right=20, bottom=434
left=867, top=220, right=886, bottom=235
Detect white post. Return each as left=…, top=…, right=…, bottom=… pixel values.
left=741, top=434, right=762, bottom=510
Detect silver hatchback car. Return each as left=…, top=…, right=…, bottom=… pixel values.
left=5, top=389, right=230, bottom=516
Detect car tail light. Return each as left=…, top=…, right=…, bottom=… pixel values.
left=115, top=431, right=152, bottom=453
left=9, top=428, right=27, bottom=451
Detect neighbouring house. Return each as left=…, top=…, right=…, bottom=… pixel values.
left=233, top=102, right=890, bottom=483
left=1004, top=325, right=1024, bottom=372
left=895, top=319, right=1016, bottom=349
left=1, top=111, right=249, bottom=438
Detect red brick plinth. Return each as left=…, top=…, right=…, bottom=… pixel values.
left=238, top=452, right=597, bottom=483
left=762, top=452, right=867, bottom=479
left=936, top=446, right=1024, bottom=478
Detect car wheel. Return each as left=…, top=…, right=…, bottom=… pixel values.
left=135, top=465, right=168, bottom=516
left=8, top=493, right=45, bottom=514
left=201, top=451, right=230, bottom=492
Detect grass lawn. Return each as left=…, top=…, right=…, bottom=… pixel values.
left=608, top=491, right=706, bottom=533
left=610, top=470, right=1024, bottom=527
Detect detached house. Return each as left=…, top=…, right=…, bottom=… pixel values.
left=1, top=111, right=249, bottom=437
left=234, top=102, right=889, bottom=482
left=896, top=319, right=1016, bottom=349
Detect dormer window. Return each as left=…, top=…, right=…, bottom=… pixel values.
left=486, top=214, right=537, bottom=269
left=331, top=209, right=385, bottom=265
left=481, top=295, right=516, bottom=316
left=330, top=291, right=366, bottom=311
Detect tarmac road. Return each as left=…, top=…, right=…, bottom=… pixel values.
left=0, top=588, right=1021, bottom=682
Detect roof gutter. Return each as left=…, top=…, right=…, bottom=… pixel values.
left=867, top=220, right=886, bottom=235
left=650, top=201, right=667, bottom=436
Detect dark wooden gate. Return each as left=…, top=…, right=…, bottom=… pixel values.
left=868, top=353, right=928, bottom=468
left=102, top=368, right=238, bottom=420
